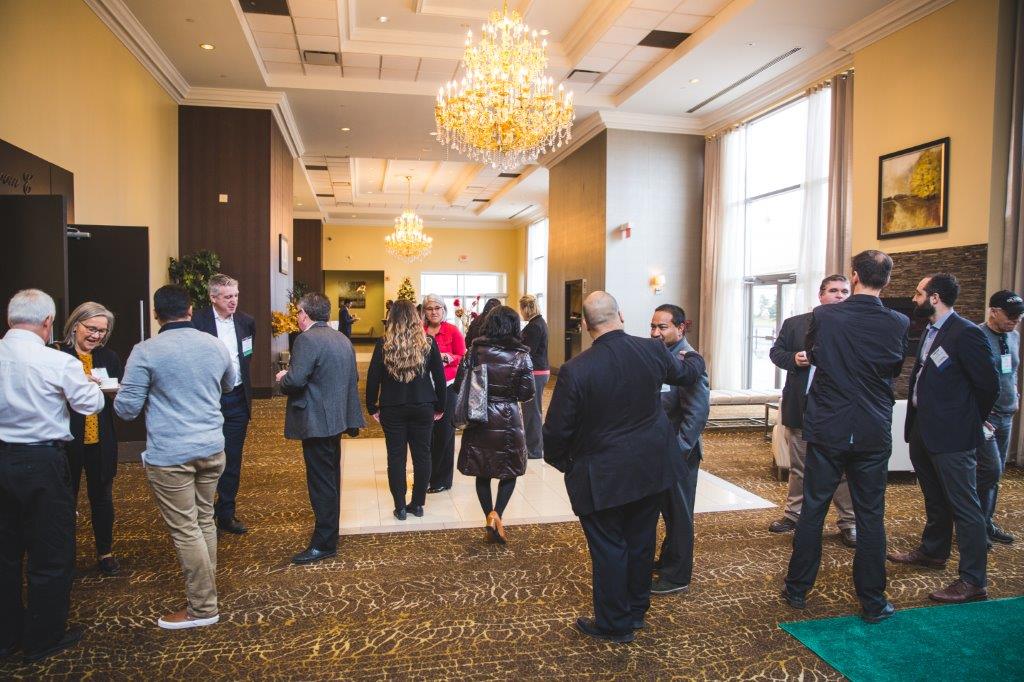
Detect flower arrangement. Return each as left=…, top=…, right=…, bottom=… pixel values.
left=271, top=282, right=310, bottom=337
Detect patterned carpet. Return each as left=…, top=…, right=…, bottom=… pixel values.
left=3, top=398, right=1022, bottom=679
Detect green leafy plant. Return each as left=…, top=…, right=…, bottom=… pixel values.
left=168, top=250, right=221, bottom=310
left=288, top=280, right=311, bottom=305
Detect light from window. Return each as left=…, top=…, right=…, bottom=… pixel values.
left=421, top=272, right=507, bottom=323
left=527, top=218, right=548, bottom=318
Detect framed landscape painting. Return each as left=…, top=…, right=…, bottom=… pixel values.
left=877, top=137, right=950, bottom=239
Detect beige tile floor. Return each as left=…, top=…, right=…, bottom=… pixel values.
left=338, top=436, right=774, bottom=535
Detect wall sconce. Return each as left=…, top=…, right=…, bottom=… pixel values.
left=618, top=222, right=632, bottom=239
left=650, top=274, right=666, bottom=294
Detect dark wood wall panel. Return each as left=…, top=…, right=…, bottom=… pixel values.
left=293, top=219, right=323, bottom=293
left=268, top=121, right=294, bottom=390
left=1, top=138, right=74, bottom=222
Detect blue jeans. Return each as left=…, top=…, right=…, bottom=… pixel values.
left=977, top=411, right=1014, bottom=532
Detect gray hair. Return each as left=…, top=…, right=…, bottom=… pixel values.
left=7, top=289, right=56, bottom=326
left=298, top=292, right=331, bottom=322
left=208, top=273, right=239, bottom=296
left=63, top=301, right=115, bottom=347
left=422, top=293, right=447, bottom=316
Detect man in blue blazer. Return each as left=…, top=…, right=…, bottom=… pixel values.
left=193, top=274, right=256, bottom=535
left=889, top=273, right=1000, bottom=603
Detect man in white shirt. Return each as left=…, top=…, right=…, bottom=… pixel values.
left=0, top=289, right=104, bottom=663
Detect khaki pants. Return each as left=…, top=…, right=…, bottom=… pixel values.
left=145, top=451, right=225, bottom=618
left=784, top=428, right=855, bottom=530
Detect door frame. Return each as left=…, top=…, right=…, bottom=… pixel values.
left=743, top=272, right=795, bottom=389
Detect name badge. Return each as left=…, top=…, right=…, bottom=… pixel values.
left=1001, top=353, right=1013, bottom=374
left=660, top=383, right=671, bottom=393
left=91, top=367, right=110, bottom=380
left=242, top=336, right=253, bottom=357
left=930, top=346, right=949, bottom=368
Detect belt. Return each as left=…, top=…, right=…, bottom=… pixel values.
left=0, top=439, right=66, bottom=448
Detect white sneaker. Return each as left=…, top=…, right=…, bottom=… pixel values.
left=157, top=609, right=220, bottom=630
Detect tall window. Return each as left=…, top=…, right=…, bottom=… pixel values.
left=527, top=218, right=548, bottom=318
left=420, top=272, right=507, bottom=323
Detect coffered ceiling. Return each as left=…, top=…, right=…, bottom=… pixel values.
left=96, top=0, right=951, bottom=226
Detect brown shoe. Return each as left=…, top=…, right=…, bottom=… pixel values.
left=928, top=579, right=987, bottom=603
left=886, top=548, right=946, bottom=568
left=485, top=511, right=506, bottom=545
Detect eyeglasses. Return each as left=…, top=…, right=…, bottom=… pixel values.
left=81, top=325, right=108, bottom=337
left=424, top=306, right=444, bottom=312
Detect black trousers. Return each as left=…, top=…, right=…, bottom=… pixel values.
left=656, top=452, right=700, bottom=586
left=301, top=435, right=341, bottom=551
left=522, top=373, right=548, bottom=459
left=0, top=443, right=76, bottom=655
left=429, top=389, right=457, bottom=488
left=67, top=442, right=114, bottom=556
left=380, top=403, right=434, bottom=510
left=215, top=385, right=250, bottom=521
left=785, top=443, right=889, bottom=614
left=579, top=492, right=662, bottom=635
left=908, top=424, right=988, bottom=587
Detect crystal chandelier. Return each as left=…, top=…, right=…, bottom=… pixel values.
left=434, top=1, right=574, bottom=171
left=385, top=176, right=433, bottom=262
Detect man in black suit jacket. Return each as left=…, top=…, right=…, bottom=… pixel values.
left=888, top=273, right=999, bottom=603
left=768, top=275, right=857, bottom=546
left=783, top=251, right=909, bottom=623
left=544, top=292, right=706, bottom=643
left=193, top=274, right=256, bottom=535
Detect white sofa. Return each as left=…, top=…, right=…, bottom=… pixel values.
left=710, top=388, right=782, bottom=406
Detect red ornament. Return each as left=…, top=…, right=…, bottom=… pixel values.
left=453, top=298, right=461, bottom=307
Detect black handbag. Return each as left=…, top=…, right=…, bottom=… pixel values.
left=453, top=348, right=488, bottom=427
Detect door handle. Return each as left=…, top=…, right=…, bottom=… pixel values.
left=139, top=300, right=145, bottom=341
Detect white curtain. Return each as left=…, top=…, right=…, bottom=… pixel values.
left=794, top=86, right=833, bottom=313
left=706, top=127, right=747, bottom=389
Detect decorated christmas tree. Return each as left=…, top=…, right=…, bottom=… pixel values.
left=396, top=277, right=416, bottom=303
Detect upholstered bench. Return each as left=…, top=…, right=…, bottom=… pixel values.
left=706, top=388, right=782, bottom=430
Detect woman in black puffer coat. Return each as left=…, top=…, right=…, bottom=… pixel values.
left=457, top=305, right=535, bottom=544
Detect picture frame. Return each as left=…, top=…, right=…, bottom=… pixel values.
left=877, top=137, right=950, bottom=240
left=279, top=234, right=289, bottom=274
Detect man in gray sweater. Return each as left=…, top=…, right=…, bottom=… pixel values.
left=115, top=285, right=234, bottom=631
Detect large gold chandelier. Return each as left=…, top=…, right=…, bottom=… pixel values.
left=384, top=176, right=433, bottom=262
left=434, top=1, right=574, bottom=171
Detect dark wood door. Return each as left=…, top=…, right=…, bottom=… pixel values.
left=0, top=195, right=68, bottom=336
left=68, top=225, right=150, bottom=448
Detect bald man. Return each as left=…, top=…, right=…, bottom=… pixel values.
left=544, top=291, right=706, bottom=643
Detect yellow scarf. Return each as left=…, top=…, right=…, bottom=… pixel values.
left=78, top=352, right=100, bottom=445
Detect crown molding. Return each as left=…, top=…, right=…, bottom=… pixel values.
left=510, top=205, right=547, bottom=229
left=537, top=112, right=606, bottom=168
left=84, top=0, right=189, bottom=102
left=293, top=210, right=325, bottom=220
left=184, top=88, right=305, bottom=158
left=324, top=217, right=514, bottom=230
left=828, top=0, right=955, bottom=54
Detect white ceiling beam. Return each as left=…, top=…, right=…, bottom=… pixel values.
left=474, top=165, right=541, bottom=216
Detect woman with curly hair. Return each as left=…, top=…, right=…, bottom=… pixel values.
left=366, top=300, right=447, bottom=519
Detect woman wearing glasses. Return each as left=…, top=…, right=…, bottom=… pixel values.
left=421, top=294, right=466, bottom=493
left=60, top=302, right=122, bottom=576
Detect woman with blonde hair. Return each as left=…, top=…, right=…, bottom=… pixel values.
left=59, top=301, right=123, bottom=575
left=366, top=300, right=447, bottom=519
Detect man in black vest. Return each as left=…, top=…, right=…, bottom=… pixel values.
left=888, top=273, right=1000, bottom=603
left=193, top=274, right=255, bottom=535
left=544, top=292, right=705, bottom=643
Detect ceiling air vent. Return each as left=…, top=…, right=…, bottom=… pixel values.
left=472, top=198, right=490, bottom=202
left=315, top=193, right=333, bottom=198
left=305, top=165, right=328, bottom=171
left=304, top=50, right=339, bottom=66
left=498, top=172, right=521, bottom=178
left=239, top=0, right=289, bottom=15
left=566, top=69, right=602, bottom=84
left=508, top=204, right=534, bottom=220
left=687, top=47, right=802, bottom=114
left=638, top=30, right=690, bottom=49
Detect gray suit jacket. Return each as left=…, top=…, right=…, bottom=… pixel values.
left=280, top=322, right=365, bottom=440
left=661, top=337, right=710, bottom=460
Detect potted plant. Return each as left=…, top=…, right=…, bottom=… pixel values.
left=168, top=250, right=221, bottom=310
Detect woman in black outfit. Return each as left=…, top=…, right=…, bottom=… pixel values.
left=518, top=295, right=549, bottom=460
left=366, top=300, right=447, bottom=520
left=60, top=301, right=123, bottom=575
left=457, top=306, right=535, bottom=543
left=464, top=297, right=502, bottom=347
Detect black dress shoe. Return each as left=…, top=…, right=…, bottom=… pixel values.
left=650, top=577, right=690, bottom=595
left=23, top=626, right=83, bottom=663
left=769, top=517, right=798, bottom=533
left=216, top=517, right=248, bottom=535
left=427, top=485, right=450, bottom=494
left=407, top=505, right=424, bottom=517
left=574, top=617, right=635, bottom=643
left=631, top=620, right=646, bottom=630
left=0, top=642, right=20, bottom=658
left=97, top=556, right=120, bottom=576
left=393, top=507, right=407, bottom=520
left=990, top=524, right=1015, bottom=544
left=839, top=527, right=857, bottom=548
left=781, top=588, right=806, bottom=610
left=860, top=602, right=896, bottom=624
left=291, top=547, right=337, bottom=565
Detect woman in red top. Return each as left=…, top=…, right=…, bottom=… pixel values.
left=422, top=294, right=466, bottom=492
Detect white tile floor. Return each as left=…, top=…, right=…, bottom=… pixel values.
left=338, top=437, right=774, bottom=535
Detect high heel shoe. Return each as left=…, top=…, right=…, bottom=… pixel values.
left=486, top=511, right=506, bottom=544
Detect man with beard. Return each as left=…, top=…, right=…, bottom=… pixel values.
left=888, top=273, right=999, bottom=603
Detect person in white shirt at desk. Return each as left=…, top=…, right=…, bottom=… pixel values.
left=0, top=289, right=104, bottom=664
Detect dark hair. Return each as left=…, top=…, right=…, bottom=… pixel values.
left=299, top=292, right=331, bottom=322
left=481, top=305, right=521, bottom=341
left=851, top=250, right=893, bottom=289
left=924, top=273, right=960, bottom=307
left=154, top=285, right=191, bottom=321
left=818, top=274, right=849, bottom=294
left=655, top=304, right=686, bottom=327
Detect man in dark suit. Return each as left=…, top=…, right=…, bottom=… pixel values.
left=193, top=274, right=255, bottom=535
left=544, top=292, right=706, bottom=643
left=783, top=250, right=909, bottom=623
left=648, top=304, right=709, bottom=596
left=276, top=292, right=364, bottom=565
left=768, top=275, right=857, bottom=547
left=888, top=273, right=1000, bottom=603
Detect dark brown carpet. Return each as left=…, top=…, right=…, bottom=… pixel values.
left=3, top=400, right=1022, bottom=679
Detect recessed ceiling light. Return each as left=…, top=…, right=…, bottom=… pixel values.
left=429, top=132, right=438, bottom=136
left=297, top=202, right=303, bottom=206
left=200, top=43, right=215, bottom=50
left=351, top=214, right=357, bottom=218
left=366, top=191, right=372, bottom=194
left=340, top=127, right=350, bottom=132
left=421, top=148, right=430, bottom=152
left=377, top=16, right=388, bottom=23
left=539, top=29, right=550, bottom=36
left=746, top=42, right=756, bottom=47
left=689, top=78, right=700, bottom=84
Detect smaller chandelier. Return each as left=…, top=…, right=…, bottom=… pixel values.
left=385, top=176, right=433, bottom=262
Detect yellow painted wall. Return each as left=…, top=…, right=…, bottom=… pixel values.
left=851, top=0, right=1014, bottom=292
left=0, top=0, right=178, bottom=306
left=324, top=269, right=386, bottom=336
left=322, top=224, right=525, bottom=306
